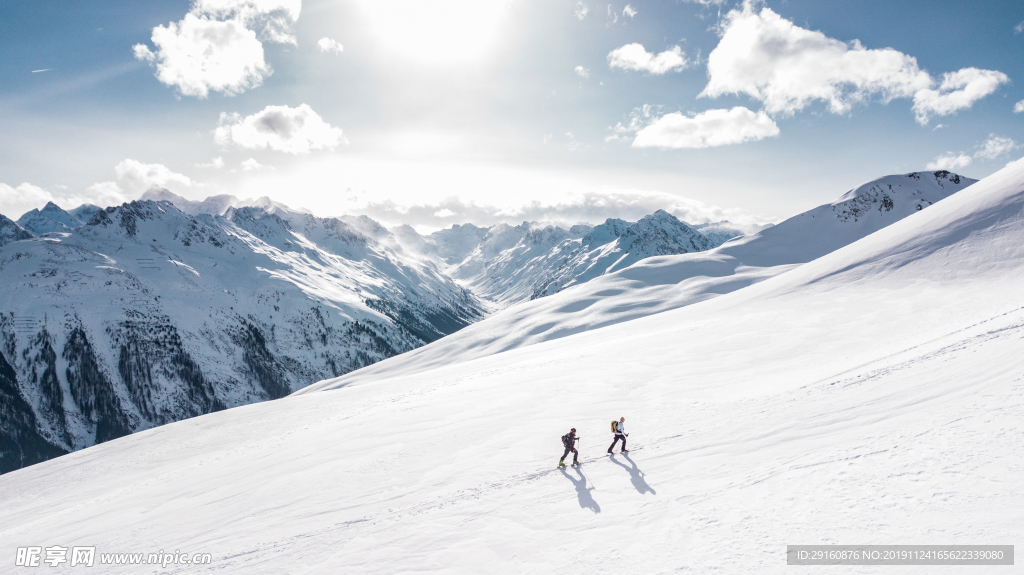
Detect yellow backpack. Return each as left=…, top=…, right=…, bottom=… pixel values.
left=611, top=420, right=618, bottom=433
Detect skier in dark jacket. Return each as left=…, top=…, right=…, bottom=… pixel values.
left=559, top=428, right=580, bottom=467
left=608, top=416, right=628, bottom=453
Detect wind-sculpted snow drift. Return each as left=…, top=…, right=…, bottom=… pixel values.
left=0, top=199, right=484, bottom=473
left=305, top=170, right=975, bottom=389
left=0, top=163, right=1020, bottom=573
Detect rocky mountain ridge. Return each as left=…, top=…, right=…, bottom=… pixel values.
left=0, top=198, right=484, bottom=472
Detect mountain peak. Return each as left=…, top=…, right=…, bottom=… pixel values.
left=0, top=213, right=34, bottom=247
left=16, top=201, right=83, bottom=235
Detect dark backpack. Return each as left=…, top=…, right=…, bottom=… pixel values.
left=561, top=433, right=572, bottom=448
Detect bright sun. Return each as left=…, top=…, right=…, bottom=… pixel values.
left=356, top=0, right=509, bottom=65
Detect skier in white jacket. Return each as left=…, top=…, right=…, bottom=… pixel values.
left=608, top=416, right=628, bottom=453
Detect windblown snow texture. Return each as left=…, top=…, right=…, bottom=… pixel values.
left=0, top=164, right=1019, bottom=573
left=0, top=198, right=484, bottom=473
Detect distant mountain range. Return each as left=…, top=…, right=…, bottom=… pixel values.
left=138, top=189, right=762, bottom=307
left=304, top=170, right=978, bottom=389
left=0, top=171, right=970, bottom=473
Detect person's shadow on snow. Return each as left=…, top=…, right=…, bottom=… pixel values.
left=560, top=466, right=601, bottom=513
left=611, top=453, right=656, bottom=495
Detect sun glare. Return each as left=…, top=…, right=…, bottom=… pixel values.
left=357, top=0, right=509, bottom=65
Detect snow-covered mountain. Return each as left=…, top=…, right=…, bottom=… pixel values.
left=0, top=198, right=484, bottom=473
left=305, top=170, right=976, bottom=386
left=399, top=210, right=724, bottom=306
left=445, top=222, right=591, bottom=303
left=0, top=171, right=971, bottom=474
left=391, top=222, right=491, bottom=265
left=0, top=189, right=749, bottom=473
left=0, top=163, right=1019, bottom=573
left=0, top=214, right=33, bottom=248
left=149, top=190, right=739, bottom=307
left=16, top=202, right=93, bottom=234
left=528, top=209, right=715, bottom=299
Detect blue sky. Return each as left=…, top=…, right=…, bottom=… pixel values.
left=1, top=0, right=1022, bottom=229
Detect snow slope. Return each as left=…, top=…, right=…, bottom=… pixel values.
left=304, top=170, right=975, bottom=387
left=0, top=163, right=1020, bottom=573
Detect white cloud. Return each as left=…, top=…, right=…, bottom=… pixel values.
left=607, top=104, right=660, bottom=142
left=0, top=183, right=64, bottom=219
left=574, top=2, right=589, bottom=19
left=608, top=44, right=688, bottom=74
left=317, top=37, right=344, bottom=54
left=0, top=181, right=130, bottom=220
left=623, top=4, right=637, bottom=18
left=215, top=104, right=346, bottom=154
left=197, top=156, right=226, bottom=169
left=1015, top=21, right=1024, bottom=34
left=606, top=4, right=618, bottom=25
left=574, top=65, right=590, bottom=78
left=357, top=189, right=772, bottom=231
left=632, top=107, right=780, bottom=149
left=113, top=159, right=194, bottom=195
left=83, top=181, right=134, bottom=205
left=921, top=135, right=1017, bottom=173
left=912, top=68, right=1009, bottom=125
left=701, top=5, right=1007, bottom=124
left=565, top=132, right=582, bottom=151
left=0, top=159, right=200, bottom=218
left=974, top=134, right=1017, bottom=161
left=133, top=0, right=300, bottom=98
left=926, top=152, right=972, bottom=171
left=134, top=15, right=268, bottom=98
left=132, top=44, right=155, bottom=62
left=195, top=0, right=301, bottom=43
left=241, top=158, right=272, bottom=171
left=1014, top=99, right=1024, bottom=114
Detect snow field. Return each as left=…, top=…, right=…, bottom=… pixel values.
left=0, top=164, right=1021, bottom=572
